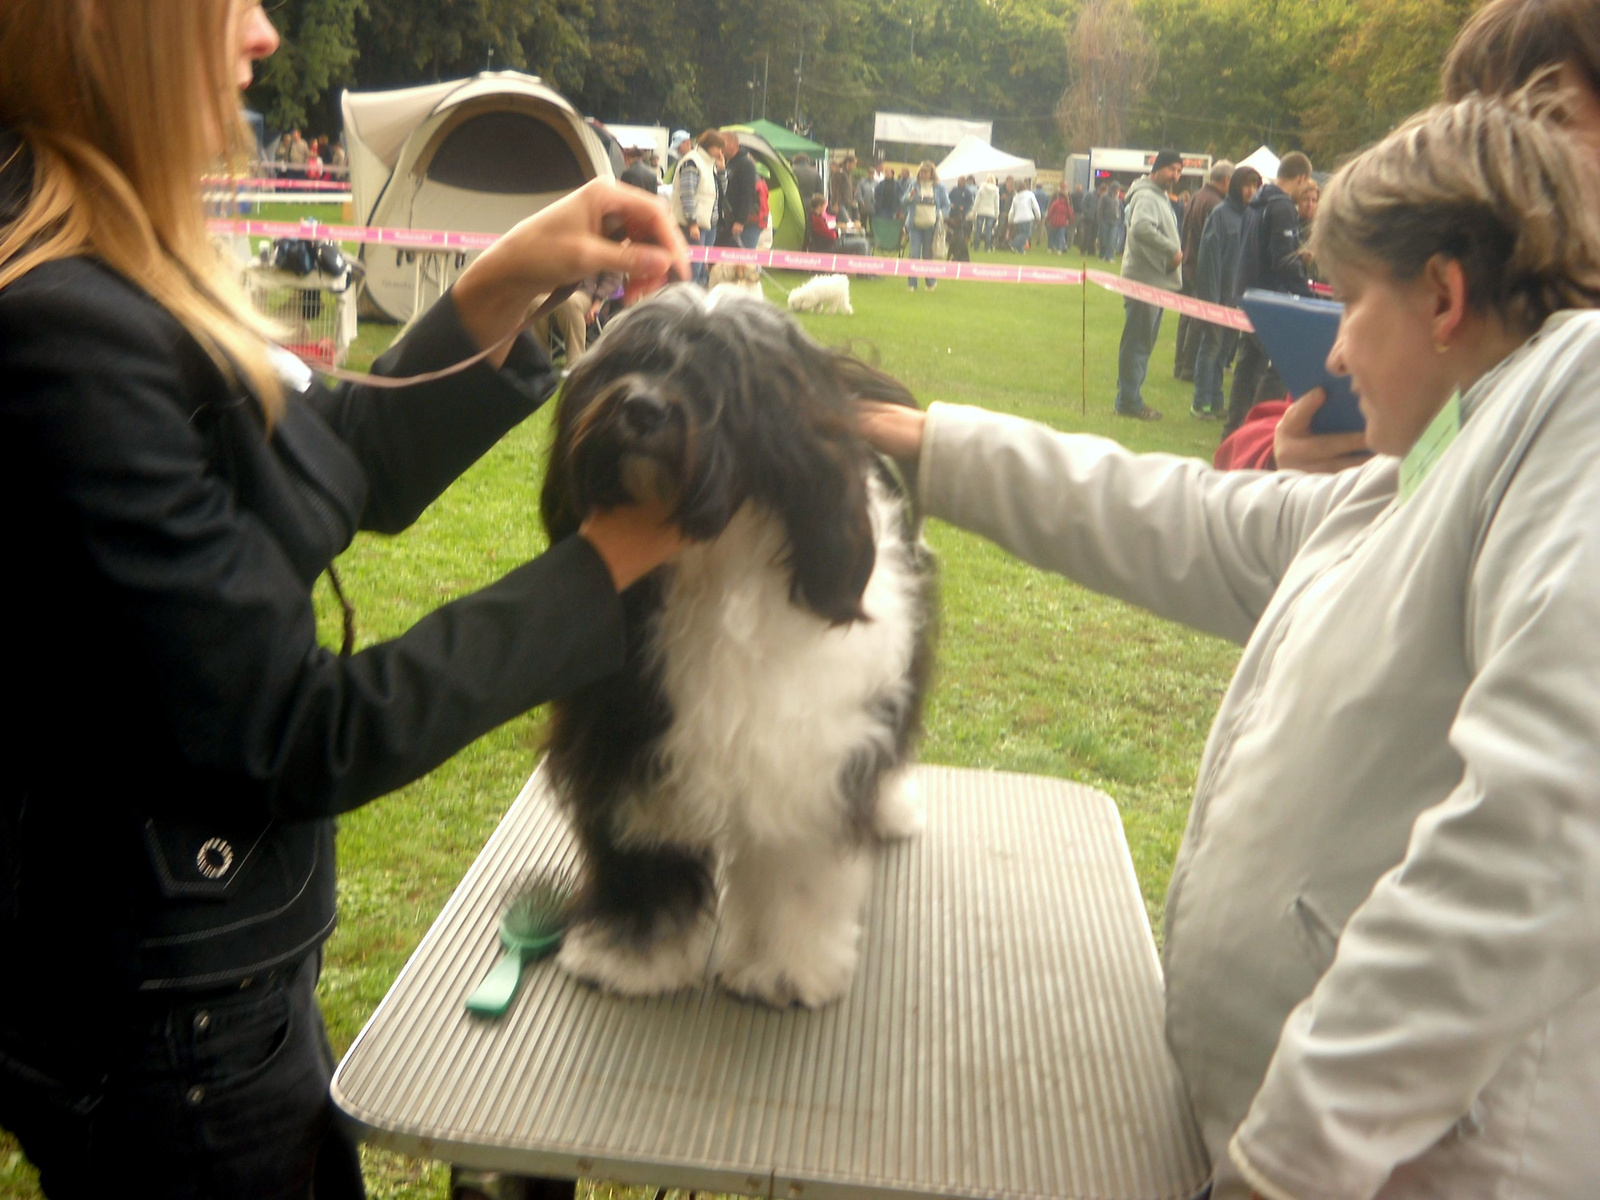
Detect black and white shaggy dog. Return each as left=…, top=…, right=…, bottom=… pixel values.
left=540, top=285, right=936, bottom=1009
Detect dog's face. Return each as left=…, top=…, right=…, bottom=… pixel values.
left=542, top=285, right=915, bottom=624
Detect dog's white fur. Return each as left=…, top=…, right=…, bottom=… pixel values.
left=786, top=273, right=853, bottom=315
left=557, top=473, right=924, bottom=1007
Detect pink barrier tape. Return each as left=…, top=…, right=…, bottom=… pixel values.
left=208, top=218, right=498, bottom=252
left=1085, top=268, right=1255, bottom=333
left=201, top=177, right=351, bottom=191
left=209, top=218, right=1265, bottom=321
left=693, top=244, right=1085, bottom=285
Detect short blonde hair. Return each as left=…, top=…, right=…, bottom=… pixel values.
left=1312, top=94, right=1600, bottom=335
left=0, top=0, right=283, bottom=416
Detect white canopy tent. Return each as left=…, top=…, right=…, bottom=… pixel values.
left=342, top=71, right=612, bottom=322
left=935, top=135, right=1035, bottom=184
left=873, top=112, right=993, bottom=149
left=1236, top=145, right=1281, bottom=181
left=603, top=124, right=668, bottom=159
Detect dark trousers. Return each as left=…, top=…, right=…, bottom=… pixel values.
left=1116, top=297, right=1165, bottom=414
left=0, top=954, right=364, bottom=1200
left=1225, top=332, right=1286, bottom=435
left=1173, top=287, right=1203, bottom=379
left=1192, top=323, right=1240, bottom=415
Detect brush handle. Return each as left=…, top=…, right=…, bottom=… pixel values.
left=465, top=949, right=525, bottom=1016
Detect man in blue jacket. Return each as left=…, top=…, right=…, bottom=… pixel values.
left=1114, top=150, right=1186, bottom=420
left=1190, top=165, right=1261, bottom=418
left=1225, top=151, right=1316, bottom=433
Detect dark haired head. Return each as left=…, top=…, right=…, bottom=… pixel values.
left=1228, top=166, right=1262, bottom=204
left=542, top=287, right=920, bottom=625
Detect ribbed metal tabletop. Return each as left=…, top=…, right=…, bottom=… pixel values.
left=332, top=764, right=1208, bottom=1200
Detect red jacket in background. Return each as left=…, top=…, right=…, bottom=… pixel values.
left=809, top=209, right=839, bottom=247
left=1046, top=195, right=1073, bottom=228
left=1212, top=400, right=1289, bottom=470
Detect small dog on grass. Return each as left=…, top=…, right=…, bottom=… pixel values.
left=540, top=285, right=936, bottom=1008
left=707, top=261, right=764, bottom=300
left=786, top=273, right=853, bottom=316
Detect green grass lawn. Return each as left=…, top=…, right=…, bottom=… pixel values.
left=1, top=238, right=1241, bottom=1200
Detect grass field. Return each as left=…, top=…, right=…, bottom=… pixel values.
left=1, top=225, right=1242, bottom=1200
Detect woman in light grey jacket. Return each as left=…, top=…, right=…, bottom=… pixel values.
left=862, top=95, right=1600, bottom=1199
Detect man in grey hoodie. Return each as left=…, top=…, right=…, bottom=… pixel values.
left=1114, top=150, right=1185, bottom=420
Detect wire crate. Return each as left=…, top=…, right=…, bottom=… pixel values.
left=244, top=268, right=360, bottom=368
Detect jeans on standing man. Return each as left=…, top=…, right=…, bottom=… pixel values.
left=974, top=215, right=995, bottom=250
left=737, top=224, right=761, bottom=249
left=1116, top=298, right=1166, bottom=415
left=1049, top=225, right=1068, bottom=253
left=1192, top=324, right=1240, bottom=416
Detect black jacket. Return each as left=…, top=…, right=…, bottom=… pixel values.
left=0, top=210, right=626, bottom=1017
left=719, top=148, right=759, bottom=236
left=1231, top=182, right=1311, bottom=302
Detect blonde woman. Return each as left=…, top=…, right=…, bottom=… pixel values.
left=0, top=3, right=686, bottom=1195
left=862, top=94, right=1600, bottom=1198
left=899, top=160, right=949, bottom=291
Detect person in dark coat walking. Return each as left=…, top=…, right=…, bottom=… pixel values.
left=1174, top=160, right=1233, bottom=382
left=791, top=153, right=824, bottom=208
left=1225, top=152, right=1316, bottom=433
left=1190, top=166, right=1261, bottom=418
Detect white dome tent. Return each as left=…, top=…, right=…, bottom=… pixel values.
left=342, top=71, right=612, bottom=323
left=935, top=135, right=1036, bottom=185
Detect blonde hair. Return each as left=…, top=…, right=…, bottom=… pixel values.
left=1312, top=94, right=1600, bottom=335
left=0, top=0, right=282, bottom=417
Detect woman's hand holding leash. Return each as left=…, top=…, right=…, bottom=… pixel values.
left=454, top=179, right=690, bottom=368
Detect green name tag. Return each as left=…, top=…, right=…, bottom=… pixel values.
left=1398, top=391, right=1462, bottom=505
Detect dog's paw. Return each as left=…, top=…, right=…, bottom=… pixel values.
left=873, top=771, right=925, bottom=841
left=716, top=939, right=859, bottom=1009
left=557, top=916, right=712, bottom=997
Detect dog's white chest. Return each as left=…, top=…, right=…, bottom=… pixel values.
left=648, top=483, right=918, bottom=824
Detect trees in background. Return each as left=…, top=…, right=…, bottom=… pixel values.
left=246, top=0, right=1486, bottom=170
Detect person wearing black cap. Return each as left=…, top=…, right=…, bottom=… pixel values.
left=1113, top=150, right=1186, bottom=420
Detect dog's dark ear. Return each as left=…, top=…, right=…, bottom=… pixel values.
left=775, top=423, right=876, bottom=626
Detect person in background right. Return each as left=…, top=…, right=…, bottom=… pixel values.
left=1222, top=152, right=1316, bottom=435
left=1190, top=165, right=1260, bottom=420
left=1295, top=179, right=1322, bottom=285
left=1228, top=0, right=1600, bottom=475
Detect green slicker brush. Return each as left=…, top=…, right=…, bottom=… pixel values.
left=464, top=879, right=571, bottom=1017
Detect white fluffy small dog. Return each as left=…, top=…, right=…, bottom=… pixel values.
left=786, top=273, right=853, bottom=315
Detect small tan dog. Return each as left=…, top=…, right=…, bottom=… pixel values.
left=707, top=262, right=765, bottom=300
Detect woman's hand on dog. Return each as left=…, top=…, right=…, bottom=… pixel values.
left=454, top=179, right=691, bottom=367
left=580, top=501, right=690, bottom=592
left=856, top=400, right=927, bottom=465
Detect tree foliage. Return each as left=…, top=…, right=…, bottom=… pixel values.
left=247, top=0, right=1489, bottom=172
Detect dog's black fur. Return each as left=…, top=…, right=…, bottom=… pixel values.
left=540, top=287, right=935, bottom=952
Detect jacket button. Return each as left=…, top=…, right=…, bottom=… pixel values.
left=186, top=1085, right=205, bottom=1106
left=196, top=838, right=234, bottom=879
left=193, top=1010, right=210, bottom=1033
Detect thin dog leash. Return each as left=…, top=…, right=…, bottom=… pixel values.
left=301, top=282, right=576, bottom=656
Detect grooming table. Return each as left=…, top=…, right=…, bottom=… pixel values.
left=332, top=765, right=1209, bottom=1200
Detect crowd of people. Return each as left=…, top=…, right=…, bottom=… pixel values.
left=269, top=127, right=346, bottom=180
